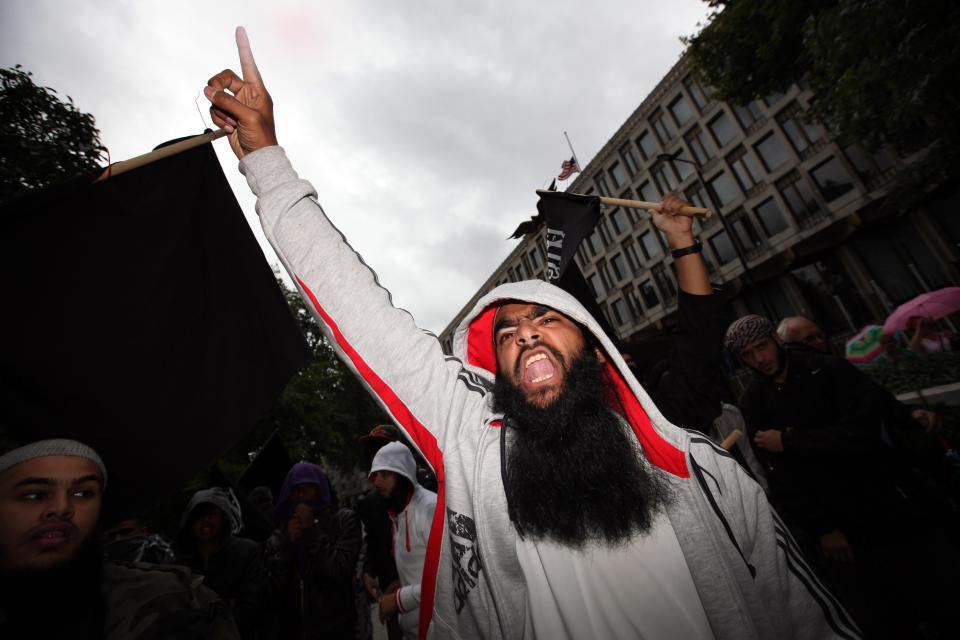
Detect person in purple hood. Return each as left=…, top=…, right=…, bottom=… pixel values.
left=262, top=463, right=361, bottom=640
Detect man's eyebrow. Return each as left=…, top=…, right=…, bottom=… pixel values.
left=12, top=477, right=55, bottom=489
left=531, top=305, right=553, bottom=318
left=493, top=317, right=517, bottom=335
left=71, top=475, right=103, bottom=487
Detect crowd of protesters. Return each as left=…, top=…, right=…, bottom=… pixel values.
left=5, top=27, right=960, bottom=640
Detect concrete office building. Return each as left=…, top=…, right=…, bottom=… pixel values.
left=439, top=54, right=960, bottom=356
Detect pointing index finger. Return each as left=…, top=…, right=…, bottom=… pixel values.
left=235, top=26, right=263, bottom=85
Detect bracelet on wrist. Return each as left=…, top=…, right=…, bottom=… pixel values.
left=670, top=240, right=702, bottom=259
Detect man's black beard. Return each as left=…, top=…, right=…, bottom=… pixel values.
left=493, top=348, right=670, bottom=548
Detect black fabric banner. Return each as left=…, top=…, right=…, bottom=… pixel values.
left=535, top=190, right=601, bottom=282
left=0, top=137, right=310, bottom=516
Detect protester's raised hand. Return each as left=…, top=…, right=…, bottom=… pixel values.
left=204, top=27, right=277, bottom=159
left=650, top=192, right=694, bottom=247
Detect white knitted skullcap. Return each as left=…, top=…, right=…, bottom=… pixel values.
left=0, top=439, right=107, bottom=486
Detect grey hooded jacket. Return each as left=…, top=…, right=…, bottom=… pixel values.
left=239, top=146, right=859, bottom=640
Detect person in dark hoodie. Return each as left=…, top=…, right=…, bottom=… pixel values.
left=175, top=487, right=264, bottom=639
left=263, top=462, right=361, bottom=640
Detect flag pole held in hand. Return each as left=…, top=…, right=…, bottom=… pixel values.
left=536, top=189, right=713, bottom=218
left=95, top=129, right=230, bottom=183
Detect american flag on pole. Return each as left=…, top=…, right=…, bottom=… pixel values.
left=558, top=155, right=580, bottom=181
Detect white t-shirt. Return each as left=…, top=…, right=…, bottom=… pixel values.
left=516, top=509, right=715, bottom=640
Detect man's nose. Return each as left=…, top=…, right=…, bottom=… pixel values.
left=516, top=320, right=541, bottom=344
left=44, top=490, right=73, bottom=520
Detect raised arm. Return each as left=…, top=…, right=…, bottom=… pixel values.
left=204, top=28, right=484, bottom=468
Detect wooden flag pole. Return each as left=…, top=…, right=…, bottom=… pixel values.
left=94, top=129, right=230, bottom=183
left=720, top=429, right=743, bottom=451
left=536, top=189, right=713, bottom=218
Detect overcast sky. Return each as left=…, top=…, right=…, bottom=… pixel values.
left=1, top=0, right=711, bottom=334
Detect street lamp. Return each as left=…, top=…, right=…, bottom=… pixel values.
left=656, top=152, right=776, bottom=320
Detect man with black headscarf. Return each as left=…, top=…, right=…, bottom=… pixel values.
left=727, top=314, right=960, bottom=639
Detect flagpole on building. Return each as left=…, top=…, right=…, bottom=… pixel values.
left=563, top=131, right=580, bottom=168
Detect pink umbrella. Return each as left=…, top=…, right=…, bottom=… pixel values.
left=883, top=286, right=960, bottom=334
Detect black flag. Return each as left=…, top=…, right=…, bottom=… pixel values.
left=535, top=190, right=601, bottom=282
left=0, top=136, right=310, bottom=516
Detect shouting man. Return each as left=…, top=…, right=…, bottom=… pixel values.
left=205, top=28, right=857, bottom=639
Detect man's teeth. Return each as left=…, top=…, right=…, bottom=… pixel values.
left=43, top=531, right=65, bottom=539
left=525, top=353, right=547, bottom=368
left=530, top=372, right=554, bottom=383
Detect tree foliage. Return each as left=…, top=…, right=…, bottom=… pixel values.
left=220, top=275, right=390, bottom=477
left=685, top=0, right=960, bottom=202
left=0, top=65, right=106, bottom=202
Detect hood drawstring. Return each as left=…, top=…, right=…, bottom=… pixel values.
left=405, top=510, right=411, bottom=552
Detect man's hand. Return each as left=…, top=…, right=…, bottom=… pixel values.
left=650, top=192, right=694, bottom=249
left=753, top=429, right=784, bottom=453
left=363, top=573, right=381, bottom=602
left=204, top=27, right=278, bottom=160
left=378, top=590, right=399, bottom=623
left=287, top=515, right=304, bottom=543
left=911, top=408, right=941, bottom=434
left=819, top=529, right=855, bottom=563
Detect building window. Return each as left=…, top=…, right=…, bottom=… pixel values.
left=638, top=180, right=659, bottom=202
left=626, top=287, right=643, bottom=317
left=843, top=144, right=898, bottom=184
left=652, top=263, right=676, bottom=303
left=685, top=127, right=714, bottom=166
left=764, top=92, right=785, bottom=107
left=598, top=259, right=613, bottom=290
left=732, top=102, right=764, bottom=130
left=609, top=161, right=628, bottom=188
left=624, top=239, right=642, bottom=271
left=708, top=111, right=737, bottom=149
left=587, top=272, right=605, bottom=298
left=528, top=248, right=541, bottom=272
left=777, top=104, right=826, bottom=155
left=753, top=197, right=789, bottom=236
left=810, top=157, right=855, bottom=201
left=611, top=297, right=631, bottom=326
left=683, top=75, right=708, bottom=110
left=637, top=130, right=657, bottom=160
left=754, top=132, right=791, bottom=172
left=727, top=147, right=764, bottom=191
left=598, top=219, right=613, bottom=246
left=672, top=148, right=696, bottom=180
left=595, top=174, right=611, bottom=195
left=611, top=252, right=630, bottom=281
left=639, top=280, right=660, bottom=308
left=709, top=230, right=737, bottom=265
left=708, top=171, right=739, bottom=207
left=653, top=162, right=678, bottom=194
left=730, top=210, right=763, bottom=253
left=685, top=185, right=706, bottom=210
left=640, top=230, right=663, bottom=260
left=587, top=228, right=604, bottom=255
left=610, top=207, right=630, bottom=235
left=651, top=109, right=678, bottom=145
left=620, top=143, right=640, bottom=175
left=669, top=94, right=695, bottom=127
left=777, top=171, right=820, bottom=221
